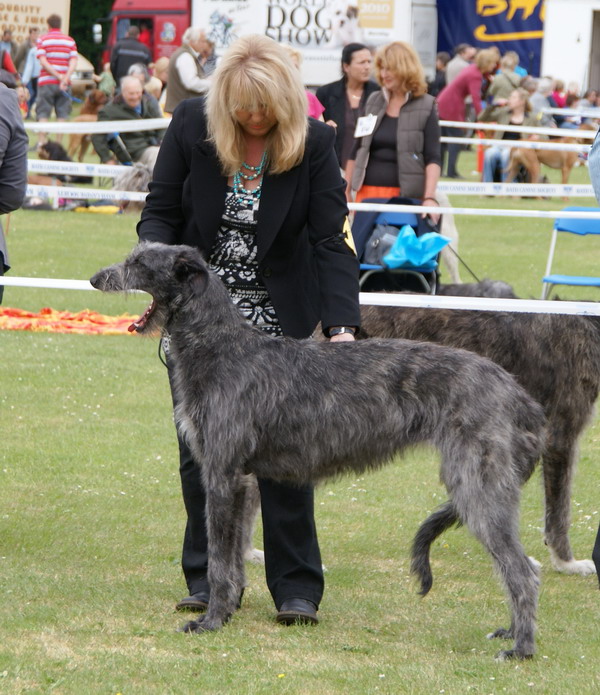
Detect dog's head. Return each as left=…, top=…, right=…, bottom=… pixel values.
left=81, top=89, right=108, bottom=113
left=37, top=141, right=70, bottom=161
left=90, top=242, right=210, bottom=333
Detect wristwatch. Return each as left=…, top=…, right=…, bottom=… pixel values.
left=328, top=326, right=356, bottom=337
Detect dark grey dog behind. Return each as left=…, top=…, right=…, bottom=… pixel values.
left=91, top=242, right=546, bottom=660
left=359, top=302, right=600, bottom=576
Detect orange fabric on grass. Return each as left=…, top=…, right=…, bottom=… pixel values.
left=0, top=307, right=138, bottom=335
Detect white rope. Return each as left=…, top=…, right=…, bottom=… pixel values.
left=0, top=277, right=96, bottom=290
left=1, top=275, right=598, bottom=317
left=440, top=120, right=597, bottom=139
left=28, top=159, right=128, bottom=178
left=358, top=293, right=600, bottom=316
left=541, top=106, right=600, bottom=119
left=349, top=202, right=600, bottom=219
left=21, top=184, right=600, bottom=210
left=26, top=184, right=147, bottom=202
left=442, top=137, right=590, bottom=153
left=23, top=118, right=170, bottom=134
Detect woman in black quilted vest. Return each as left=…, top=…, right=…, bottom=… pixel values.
left=346, top=41, right=441, bottom=226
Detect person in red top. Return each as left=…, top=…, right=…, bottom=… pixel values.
left=436, top=48, right=498, bottom=179
left=138, top=22, right=152, bottom=49
left=35, top=13, right=77, bottom=145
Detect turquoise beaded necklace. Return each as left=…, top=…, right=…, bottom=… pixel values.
left=233, top=151, right=267, bottom=203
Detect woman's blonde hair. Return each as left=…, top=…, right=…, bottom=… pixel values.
left=373, top=42, right=427, bottom=97
left=206, top=35, right=308, bottom=175
left=476, top=49, right=498, bottom=74
left=511, top=87, right=532, bottom=114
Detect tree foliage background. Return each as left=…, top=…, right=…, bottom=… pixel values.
left=70, top=0, right=115, bottom=69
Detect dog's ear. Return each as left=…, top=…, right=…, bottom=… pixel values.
left=173, top=250, right=209, bottom=296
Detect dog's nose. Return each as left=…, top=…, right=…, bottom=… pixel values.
left=89, top=270, right=106, bottom=289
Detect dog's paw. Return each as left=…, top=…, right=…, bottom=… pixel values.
left=244, top=547, right=265, bottom=565
left=179, top=619, right=208, bottom=633
left=487, top=627, right=513, bottom=640
left=495, top=649, right=534, bottom=662
left=550, top=556, right=596, bottom=576
left=179, top=616, right=222, bottom=633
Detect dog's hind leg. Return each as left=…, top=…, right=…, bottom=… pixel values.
left=447, top=460, right=539, bottom=660
left=182, top=473, right=248, bottom=633
left=411, top=501, right=460, bottom=595
left=543, top=442, right=596, bottom=575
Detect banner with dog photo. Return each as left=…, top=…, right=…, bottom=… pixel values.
left=192, top=0, right=437, bottom=85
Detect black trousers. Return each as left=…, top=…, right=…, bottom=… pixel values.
left=171, top=371, right=324, bottom=610
left=440, top=126, right=464, bottom=178
left=593, top=521, right=600, bottom=585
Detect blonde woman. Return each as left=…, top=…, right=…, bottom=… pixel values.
left=346, top=41, right=441, bottom=224
left=138, top=34, right=360, bottom=626
left=478, top=88, right=538, bottom=182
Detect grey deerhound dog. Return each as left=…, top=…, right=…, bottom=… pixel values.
left=91, top=242, right=545, bottom=660
left=358, top=302, right=600, bottom=576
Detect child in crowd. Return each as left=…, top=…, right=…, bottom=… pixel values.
left=95, top=62, right=116, bottom=98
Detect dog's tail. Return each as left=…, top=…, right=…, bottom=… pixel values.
left=410, top=501, right=460, bottom=596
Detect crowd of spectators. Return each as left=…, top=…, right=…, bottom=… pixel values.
left=2, top=18, right=598, bottom=183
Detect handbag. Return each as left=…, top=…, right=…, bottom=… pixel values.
left=362, top=223, right=401, bottom=265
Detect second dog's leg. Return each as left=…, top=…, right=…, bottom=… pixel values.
left=436, top=190, right=462, bottom=284
left=543, top=445, right=596, bottom=575
left=241, top=475, right=263, bottom=564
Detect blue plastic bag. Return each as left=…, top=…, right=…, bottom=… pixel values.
left=382, top=225, right=451, bottom=270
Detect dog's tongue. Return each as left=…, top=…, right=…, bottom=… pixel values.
left=128, top=300, right=156, bottom=333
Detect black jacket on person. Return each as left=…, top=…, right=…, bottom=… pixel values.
left=428, top=69, right=447, bottom=97
left=315, top=77, right=380, bottom=167
left=137, top=97, right=360, bottom=338
left=110, top=37, right=152, bottom=82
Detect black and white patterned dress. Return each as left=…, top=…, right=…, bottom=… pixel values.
left=207, top=187, right=282, bottom=337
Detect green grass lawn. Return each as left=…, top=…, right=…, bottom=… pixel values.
left=1, top=160, right=600, bottom=694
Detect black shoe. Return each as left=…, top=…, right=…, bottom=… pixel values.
left=276, top=598, right=319, bottom=625
left=175, top=592, right=210, bottom=612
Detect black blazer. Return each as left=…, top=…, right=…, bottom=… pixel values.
left=137, top=98, right=360, bottom=339
left=315, top=78, right=380, bottom=166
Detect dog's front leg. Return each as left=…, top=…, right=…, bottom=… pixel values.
left=182, top=474, right=247, bottom=633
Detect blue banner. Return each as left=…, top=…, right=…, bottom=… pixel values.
left=437, top=0, right=545, bottom=77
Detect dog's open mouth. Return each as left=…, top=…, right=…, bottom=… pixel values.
left=128, top=299, right=156, bottom=333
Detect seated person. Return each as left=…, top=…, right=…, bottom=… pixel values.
left=91, top=75, right=165, bottom=169
left=478, top=88, right=539, bottom=182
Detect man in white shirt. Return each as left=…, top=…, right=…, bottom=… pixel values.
left=445, top=43, right=476, bottom=85
left=164, top=28, right=214, bottom=114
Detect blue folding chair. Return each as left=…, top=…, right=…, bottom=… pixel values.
left=541, top=206, right=600, bottom=299
left=353, top=197, right=441, bottom=294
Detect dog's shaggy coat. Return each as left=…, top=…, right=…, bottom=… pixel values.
left=359, top=302, right=600, bottom=576
left=91, top=242, right=546, bottom=660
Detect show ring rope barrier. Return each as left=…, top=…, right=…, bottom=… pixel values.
left=1, top=275, right=599, bottom=317
left=26, top=160, right=596, bottom=199
left=23, top=117, right=597, bottom=140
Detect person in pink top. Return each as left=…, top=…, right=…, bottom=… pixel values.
left=436, top=48, right=497, bottom=178
left=36, top=14, right=77, bottom=145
